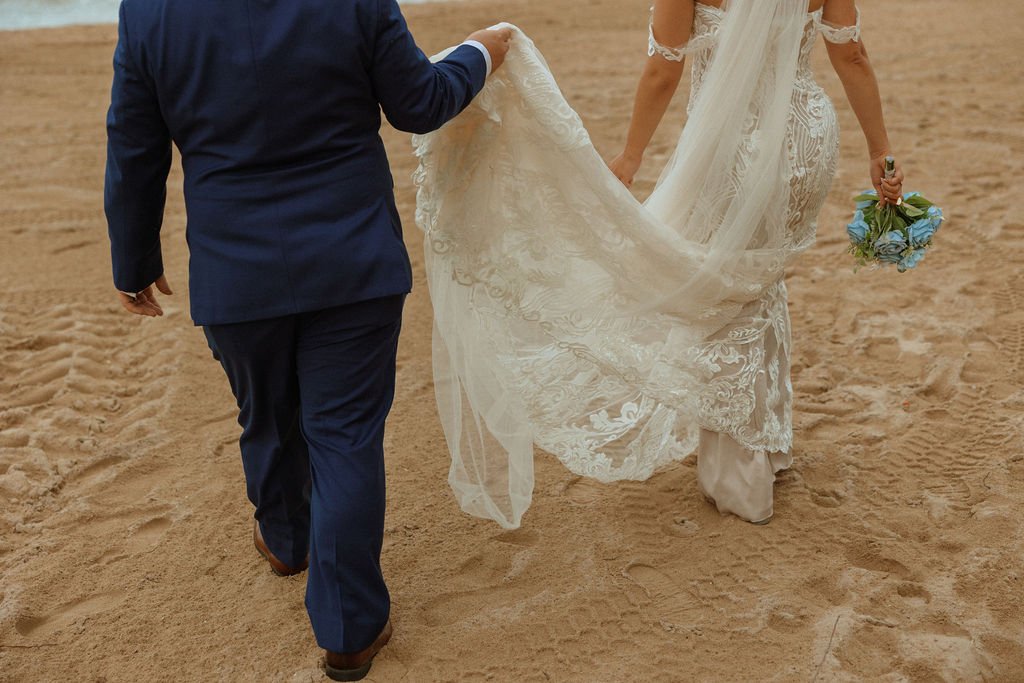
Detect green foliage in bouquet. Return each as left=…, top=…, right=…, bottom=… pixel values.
left=847, top=190, right=944, bottom=272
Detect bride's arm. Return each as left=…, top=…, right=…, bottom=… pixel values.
left=822, top=0, right=904, bottom=205
left=608, top=0, right=694, bottom=188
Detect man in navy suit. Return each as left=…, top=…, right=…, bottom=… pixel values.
left=105, top=0, right=509, bottom=678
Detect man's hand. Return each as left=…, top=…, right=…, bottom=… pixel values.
left=119, top=274, right=173, bottom=317
left=467, top=27, right=513, bottom=73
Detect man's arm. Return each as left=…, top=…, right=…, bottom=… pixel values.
left=369, top=0, right=509, bottom=134
left=105, top=1, right=173, bottom=309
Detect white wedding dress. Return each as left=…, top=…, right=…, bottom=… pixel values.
left=412, top=0, right=862, bottom=528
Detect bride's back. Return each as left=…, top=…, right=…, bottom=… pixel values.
left=681, top=0, right=849, bottom=252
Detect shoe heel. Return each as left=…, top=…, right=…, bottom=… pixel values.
left=324, top=660, right=373, bottom=682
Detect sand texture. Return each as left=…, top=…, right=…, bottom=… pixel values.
left=1, top=0, right=1023, bottom=680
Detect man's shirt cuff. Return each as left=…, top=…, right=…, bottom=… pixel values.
left=460, top=40, right=492, bottom=77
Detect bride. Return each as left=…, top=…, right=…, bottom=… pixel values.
left=413, top=0, right=904, bottom=528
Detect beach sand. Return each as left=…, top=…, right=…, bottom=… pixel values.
left=1, top=0, right=1023, bottom=680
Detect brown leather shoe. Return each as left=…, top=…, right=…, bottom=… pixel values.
left=253, top=520, right=308, bottom=577
left=323, top=620, right=392, bottom=682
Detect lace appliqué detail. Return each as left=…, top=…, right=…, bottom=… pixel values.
left=672, top=5, right=841, bottom=451
left=814, top=7, right=861, bottom=44
left=690, top=281, right=792, bottom=453
left=648, top=28, right=686, bottom=62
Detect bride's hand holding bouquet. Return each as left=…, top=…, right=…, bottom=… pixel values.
left=871, top=151, right=904, bottom=206
left=847, top=155, right=945, bottom=272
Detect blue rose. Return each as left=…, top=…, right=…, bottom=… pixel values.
left=897, top=249, right=925, bottom=273
left=873, top=230, right=907, bottom=264
left=907, top=217, right=940, bottom=247
left=855, top=189, right=878, bottom=209
left=926, top=205, right=943, bottom=219
left=847, top=209, right=870, bottom=244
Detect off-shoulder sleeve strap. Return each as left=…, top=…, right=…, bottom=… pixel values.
left=648, top=6, right=686, bottom=61
left=816, top=6, right=862, bottom=44
left=647, top=6, right=715, bottom=61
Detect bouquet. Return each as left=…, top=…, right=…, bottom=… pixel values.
left=846, top=180, right=944, bottom=273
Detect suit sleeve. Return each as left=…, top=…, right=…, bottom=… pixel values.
left=369, top=0, right=488, bottom=135
left=104, top=1, right=172, bottom=293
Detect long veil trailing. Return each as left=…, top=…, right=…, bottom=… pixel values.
left=413, top=0, right=808, bottom=528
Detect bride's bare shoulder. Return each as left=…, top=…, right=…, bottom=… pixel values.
left=820, top=0, right=857, bottom=22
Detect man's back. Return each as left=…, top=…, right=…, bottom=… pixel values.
left=103, top=11, right=509, bottom=678
left=107, top=0, right=488, bottom=325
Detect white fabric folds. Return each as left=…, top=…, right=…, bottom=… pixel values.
left=413, top=0, right=810, bottom=528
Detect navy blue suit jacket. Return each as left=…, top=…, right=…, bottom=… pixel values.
left=105, top=0, right=487, bottom=325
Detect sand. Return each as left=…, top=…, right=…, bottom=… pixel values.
left=1, top=0, right=1023, bottom=680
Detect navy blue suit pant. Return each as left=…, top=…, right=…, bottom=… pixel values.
left=203, top=295, right=403, bottom=653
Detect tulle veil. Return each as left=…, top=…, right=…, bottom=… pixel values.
left=413, top=0, right=809, bottom=528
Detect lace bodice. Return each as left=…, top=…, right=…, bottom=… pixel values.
left=648, top=3, right=860, bottom=255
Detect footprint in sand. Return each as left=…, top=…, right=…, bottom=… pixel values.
left=665, top=516, right=701, bottom=536
left=96, top=515, right=173, bottom=566
left=74, top=455, right=127, bottom=487
left=128, top=516, right=173, bottom=554
left=806, top=486, right=843, bottom=509
left=843, top=541, right=911, bottom=579
left=564, top=476, right=604, bottom=505
left=624, top=563, right=703, bottom=630
left=14, top=590, right=126, bottom=637
left=765, top=602, right=812, bottom=633
left=896, top=582, right=932, bottom=605
left=420, top=538, right=541, bottom=627
left=913, top=357, right=964, bottom=402
left=491, top=528, right=541, bottom=547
